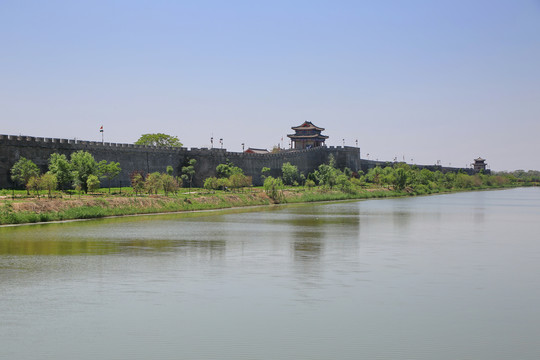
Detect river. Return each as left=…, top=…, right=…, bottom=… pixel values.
left=1, top=188, right=540, bottom=359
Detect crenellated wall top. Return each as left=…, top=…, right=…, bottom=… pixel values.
left=0, top=134, right=359, bottom=158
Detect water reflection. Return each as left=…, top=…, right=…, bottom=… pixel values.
left=2, top=189, right=540, bottom=360
left=292, top=236, right=323, bottom=262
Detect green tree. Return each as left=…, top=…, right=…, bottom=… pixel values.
left=27, top=176, right=43, bottom=197
left=281, top=162, right=300, bottom=186
left=130, top=172, right=145, bottom=196
left=336, top=174, right=354, bottom=193
left=366, top=166, right=383, bottom=185
left=229, top=173, right=252, bottom=192
left=48, top=153, right=73, bottom=190
left=393, top=167, right=408, bottom=190
left=70, top=151, right=98, bottom=193
left=135, top=133, right=183, bottom=147
left=166, top=165, right=174, bottom=176
left=98, top=160, right=122, bottom=193
left=305, top=178, right=316, bottom=190
left=263, top=176, right=284, bottom=203
left=204, top=177, right=220, bottom=192
left=315, top=164, right=338, bottom=188
left=11, top=157, right=40, bottom=194
left=218, top=177, right=231, bottom=190
left=216, top=161, right=243, bottom=178
left=161, top=173, right=179, bottom=196
left=418, top=168, right=434, bottom=185
left=381, top=166, right=396, bottom=188
left=40, top=173, right=58, bottom=198
left=86, top=174, right=101, bottom=193
left=145, top=172, right=162, bottom=195
left=181, top=159, right=197, bottom=190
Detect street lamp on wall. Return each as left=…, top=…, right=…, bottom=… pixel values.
left=242, top=143, right=245, bottom=152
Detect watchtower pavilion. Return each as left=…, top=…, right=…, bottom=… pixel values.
left=472, top=157, right=487, bottom=172
left=287, top=121, right=329, bottom=150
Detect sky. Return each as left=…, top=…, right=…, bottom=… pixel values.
left=1, top=0, right=539, bottom=171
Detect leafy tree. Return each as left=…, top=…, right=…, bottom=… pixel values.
left=161, top=173, right=179, bottom=196
left=393, top=167, right=408, bottom=190
left=418, top=168, right=434, bottom=185
left=166, top=165, right=174, bottom=176
left=27, top=176, right=43, bottom=197
left=315, top=163, right=339, bottom=188
left=181, top=159, right=197, bottom=190
left=337, top=174, right=354, bottom=193
left=11, top=157, right=40, bottom=194
left=216, top=161, right=243, bottom=178
left=305, top=179, right=316, bottom=189
left=98, top=160, right=122, bottom=193
left=86, top=174, right=101, bottom=193
left=218, top=177, right=231, bottom=190
left=135, top=133, right=183, bottom=147
left=145, top=172, right=162, bottom=195
left=366, top=166, right=383, bottom=185
left=281, top=162, right=300, bottom=186
left=381, top=167, right=396, bottom=188
left=130, top=172, right=145, bottom=196
left=70, top=151, right=98, bottom=193
left=48, top=153, right=73, bottom=190
left=229, top=173, right=252, bottom=192
left=204, top=177, right=220, bottom=192
left=263, top=176, right=284, bottom=203
left=40, top=173, right=58, bottom=198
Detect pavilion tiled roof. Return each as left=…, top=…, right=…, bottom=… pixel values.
left=287, top=133, right=329, bottom=139
left=291, top=121, right=325, bottom=131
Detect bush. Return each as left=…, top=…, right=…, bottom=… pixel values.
left=145, top=172, right=162, bottom=195
left=87, top=175, right=101, bottom=193
left=263, top=176, right=284, bottom=203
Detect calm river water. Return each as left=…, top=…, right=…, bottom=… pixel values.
left=1, top=188, right=540, bottom=359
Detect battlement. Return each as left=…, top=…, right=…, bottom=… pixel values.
left=0, top=134, right=357, bottom=158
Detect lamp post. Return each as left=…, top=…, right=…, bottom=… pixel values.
left=210, top=137, right=213, bottom=149
left=220, top=138, right=223, bottom=149
left=342, top=138, right=345, bottom=146
left=242, top=143, right=245, bottom=152
left=355, top=139, right=358, bottom=148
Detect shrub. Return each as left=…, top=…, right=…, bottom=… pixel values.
left=263, top=176, right=284, bottom=203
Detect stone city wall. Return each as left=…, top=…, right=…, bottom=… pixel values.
left=0, top=135, right=361, bottom=189
left=0, top=134, right=482, bottom=190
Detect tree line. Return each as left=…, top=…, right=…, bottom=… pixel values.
left=10, top=151, right=121, bottom=197
left=9, top=151, right=530, bottom=199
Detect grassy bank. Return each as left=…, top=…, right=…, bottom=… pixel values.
left=0, top=191, right=272, bottom=225
left=0, top=183, right=527, bottom=226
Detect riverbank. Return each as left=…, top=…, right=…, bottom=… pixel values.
left=0, top=184, right=526, bottom=226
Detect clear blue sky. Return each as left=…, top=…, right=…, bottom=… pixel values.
left=1, top=0, right=539, bottom=171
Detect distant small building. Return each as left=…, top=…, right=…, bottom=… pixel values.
left=472, top=157, right=487, bottom=171
left=287, top=121, right=329, bottom=150
left=244, top=147, right=269, bottom=154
